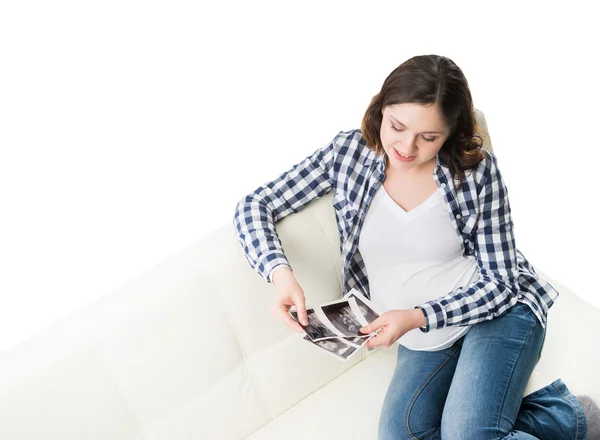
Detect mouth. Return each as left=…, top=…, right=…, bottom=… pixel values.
left=393, top=148, right=416, bottom=161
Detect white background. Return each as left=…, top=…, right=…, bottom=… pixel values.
left=1, top=1, right=598, bottom=355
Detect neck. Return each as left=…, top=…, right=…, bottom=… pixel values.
left=385, top=157, right=436, bottom=179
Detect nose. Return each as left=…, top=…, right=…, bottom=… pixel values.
left=399, top=133, right=417, bottom=152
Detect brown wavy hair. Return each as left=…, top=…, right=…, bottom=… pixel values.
left=360, top=54, right=486, bottom=190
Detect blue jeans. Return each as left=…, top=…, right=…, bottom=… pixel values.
left=378, top=302, right=587, bottom=439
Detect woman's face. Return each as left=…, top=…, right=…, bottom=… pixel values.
left=380, top=102, right=451, bottom=176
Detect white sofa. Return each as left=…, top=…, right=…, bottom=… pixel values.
left=1, top=111, right=599, bottom=439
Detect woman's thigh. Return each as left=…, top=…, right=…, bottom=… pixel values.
left=441, top=301, right=545, bottom=440
left=378, top=338, right=464, bottom=440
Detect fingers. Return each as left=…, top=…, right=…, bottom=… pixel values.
left=361, top=317, right=383, bottom=334
left=364, top=329, right=385, bottom=350
left=294, top=294, right=308, bottom=326
left=271, top=304, right=305, bottom=333
left=365, top=338, right=379, bottom=350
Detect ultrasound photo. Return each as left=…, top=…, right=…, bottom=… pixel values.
left=290, top=308, right=337, bottom=341
left=321, top=301, right=364, bottom=338
left=348, top=292, right=379, bottom=324
left=290, top=287, right=384, bottom=361
left=303, top=335, right=358, bottom=360
left=343, top=336, right=369, bottom=345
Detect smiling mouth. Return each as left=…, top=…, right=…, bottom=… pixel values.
left=394, top=148, right=414, bottom=158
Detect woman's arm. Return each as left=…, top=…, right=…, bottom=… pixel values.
left=233, top=132, right=341, bottom=284
left=415, top=150, right=520, bottom=332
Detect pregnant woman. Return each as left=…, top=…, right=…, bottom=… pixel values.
left=233, top=54, right=600, bottom=440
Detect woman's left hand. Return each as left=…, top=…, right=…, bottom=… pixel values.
left=359, top=309, right=426, bottom=349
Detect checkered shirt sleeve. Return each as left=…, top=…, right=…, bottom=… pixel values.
left=233, top=133, right=340, bottom=284
left=416, top=151, right=521, bottom=332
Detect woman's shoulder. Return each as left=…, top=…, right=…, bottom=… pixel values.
left=333, top=128, right=365, bottom=149
left=333, top=128, right=377, bottom=166
left=466, top=147, right=500, bottom=188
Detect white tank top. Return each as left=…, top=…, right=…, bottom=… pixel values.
left=358, top=183, right=479, bottom=351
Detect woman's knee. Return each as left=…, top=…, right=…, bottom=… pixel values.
left=440, top=392, right=517, bottom=440
left=377, top=387, right=411, bottom=440
left=441, top=411, right=509, bottom=440
left=378, top=343, right=461, bottom=439
left=378, top=410, right=410, bottom=440
left=378, top=389, right=443, bottom=440
left=378, top=407, right=440, bottom=440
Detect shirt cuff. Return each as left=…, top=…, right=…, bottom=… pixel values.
left=414, top=301, right=447, bottom=333
left=267, top=263, right=292, bottom=284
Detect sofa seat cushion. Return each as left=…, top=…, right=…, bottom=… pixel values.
left=245, top=344, right=397, bottom=440
left=244, top=332, right=567, bottom=440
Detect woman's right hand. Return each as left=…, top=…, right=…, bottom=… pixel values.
left=269, top=266, right=308, bottom=333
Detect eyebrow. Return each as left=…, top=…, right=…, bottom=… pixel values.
left=388, top=115, right=445, bottom=134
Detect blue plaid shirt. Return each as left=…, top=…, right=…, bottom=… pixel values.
left=233, top=129, right=559, bottom=333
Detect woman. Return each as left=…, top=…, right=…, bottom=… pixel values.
left=233, top=54, right=598, bottom=439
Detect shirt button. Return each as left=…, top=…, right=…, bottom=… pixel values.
left=456, top=213, right=461, bottom=219
left=441, top=183, right=446, bottom=189
left=464, top=239, right=469, bottom=243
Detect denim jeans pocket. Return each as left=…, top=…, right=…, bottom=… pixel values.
left=507, top=301, right=536, bottom=326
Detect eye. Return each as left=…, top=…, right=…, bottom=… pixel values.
left=391, top=125, right=437, bottom=143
